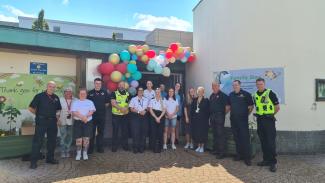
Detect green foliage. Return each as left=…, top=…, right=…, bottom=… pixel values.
left=32, top=9, right=49, bottom=31
left=2, top=105, right=21, bottom=133
left=112, top=32, right=116, bottom=40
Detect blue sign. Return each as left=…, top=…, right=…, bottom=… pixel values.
left=30, top=62, right=47, bottom=74
left=214, top=67, right=285, bottom=104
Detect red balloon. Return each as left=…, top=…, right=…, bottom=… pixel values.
left=103, top=75, right=111, bottom=83
left=115, top=63, right=127, bottom=74
left=106, top=81, right=118, bottom=92
left=146, top=50, right=156, bottom=59
left=98, top=62, right=115, bottom=75
left=165, top=51, right=173, bottom=59
left=169, top=43, right=179, bottom=52
left=187, top=54, right=196, bottom=63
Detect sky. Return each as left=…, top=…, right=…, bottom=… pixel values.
left=0, top=0, right=199, bottom=31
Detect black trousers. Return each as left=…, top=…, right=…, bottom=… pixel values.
left=112, top=114, right=129, bottom=150
left=89, top=115, right=106, bottom=152
left=150, top=110, right=164, bottom=152
left=31, top=116, right=57, bottom=163
left=257, top=116, right=277, bottom=164
left=230, top=115, right=251, bottom=160
left=144, top=113, right=152, bottom=149
left=210, top=112, right=226, bottom=154
left=131, top=113, right=146, bottom=150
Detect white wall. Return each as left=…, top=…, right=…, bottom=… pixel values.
left=18, top=17, right=150, bottom=41
left=189, top=0, right=325, bottom=131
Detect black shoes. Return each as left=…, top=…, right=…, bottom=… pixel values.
left=257, top=161, right=271, bottom=166
left=244, top=159, right=252, bottom=166
left=30, top=162, right=37, bottom=169
left=270, top=164, right=277, bottom=172
left=133, top=149, right=138, bottom=154
left=97, top=148, right=104, bottom=153
left=46, top=159, right=59, bottom=164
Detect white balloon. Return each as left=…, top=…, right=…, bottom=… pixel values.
left=162, top=67, right=171, bottom=77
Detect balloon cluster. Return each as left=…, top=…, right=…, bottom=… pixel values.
left=97, top=43, right=196, bottom=94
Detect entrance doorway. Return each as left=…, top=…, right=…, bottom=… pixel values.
left=139, top=72, right=183, bottom=90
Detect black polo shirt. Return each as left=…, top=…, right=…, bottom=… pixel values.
left=29, top=91, right=62, bottom=118
left=229, top=89, right=253, bottom=116
left=255, top=89, right=279, bottom=105
left=87, top=88, right=110, bottom=115
left=209, top=91, right=229, bottom=114
left=110, top=90, right=131, bottom=102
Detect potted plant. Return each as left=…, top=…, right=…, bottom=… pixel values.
left=2, top=105, right=21, bottom=135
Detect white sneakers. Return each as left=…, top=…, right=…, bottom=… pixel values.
left=75, top=151, right=81, bottom=161
left=195, top=147, right=204, bottom=153
left=172, top=144, right=177, bottom=150
left=184, top=143, right=194, bottom=149
left=75, top=150, right=88, bottom=161
left=61, top=152, right=66, bottom=158
left=163, top=144, right=167, bottom=150
left=190, top=143, right=194, bottom=149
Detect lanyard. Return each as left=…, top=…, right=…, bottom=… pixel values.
left=138, top=98, right=143, bottom=109
left=65, top=98, right=72, bottom=111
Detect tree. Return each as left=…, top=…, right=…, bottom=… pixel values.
left=32, top=9, right=49, bottom=31
left=2, top=105, right=21, bottom=134
left=112, top=32, right=116, bottom=40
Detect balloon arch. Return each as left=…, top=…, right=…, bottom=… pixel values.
left=97, top=43, right=196, bottom=95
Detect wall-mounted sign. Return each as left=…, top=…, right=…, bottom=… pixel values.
left=30, top=62, right=47, bottom=74
left=213, top=67, right=285, bottom=104
left=315, top=79, right=325, bottom=101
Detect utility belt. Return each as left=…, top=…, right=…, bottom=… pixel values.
left=254, top=113, right=276, bottom=121
left=37, top=115, right=57, bottom=120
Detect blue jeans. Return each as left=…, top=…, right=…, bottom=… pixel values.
left=59, top=125, right=73, bottom=152
left=165, top=118, right=177, bottom=128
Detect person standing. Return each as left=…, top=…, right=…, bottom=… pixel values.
left=111, top=81, right=130, bottom=152
left=191, top=87, right=210, bottom=153
left=129, top=87, right=149, bottom=153
left=163, top=88, right=179, bottom=150
left=160, top=84, right=167, bottom=99
left=29, top=81, right=62, bottom=169
left=58, top=87, right=75, bottom=158
left=229, top=80, right=254, bottom=166
left=87, top=78, right=110, bottom=154
left=183, top=87, right=196, bottom=150
left=149, top=88, right=166, bottom=153
left=254, top=78, right=280, bottom=172
left=209, top=82, right=230, bottom=159
left=174, top=83, right=184, bottom=144
left=144, top=80, right=155, bottom=149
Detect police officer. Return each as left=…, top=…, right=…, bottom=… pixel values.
left=209, top=81, right=230, bottom=159
left=254, top=78, right=280, bottom=172
left=129, top=87, right=149, bottom=153
left=110, top=81, right=130, bottom=152
left=29, top=81, right=62, bottom=169
left=87, top=78, right=110, bottom=154
left=229, top=80, right=254, bottom=166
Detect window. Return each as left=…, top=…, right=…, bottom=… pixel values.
left=115, top=32, right=123, bottom=40
left=53, top=26, right=61, bottom=33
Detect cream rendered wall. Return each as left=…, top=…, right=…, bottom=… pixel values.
left=0, top=50, right=76, bottom=76
left=188, top=0, right=325, bottom=131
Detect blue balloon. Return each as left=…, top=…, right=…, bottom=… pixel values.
left=148, top=59, right=157, bottom=70
left=154, top=65, right=163, bottom=74
left=120, top=50, right=130, bottom=61
left=127, top=64, right=137, bottom=74
left=121, top=75, right=126, bottom=81
left=128, top=87, right=137, bottom=96
left=131, top=54, right=138, bottom=60
left=132, top=71, right=142, bottom=80
left=146, top=64, right=154, bottom=71
left=185, top=51, right=191, bottom=58
left=127, top=77, right=134, bottom=83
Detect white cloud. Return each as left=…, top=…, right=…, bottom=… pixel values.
left=2, top=5, right=35, bottom=17
left=132, top=13, right=192, bottom=31
left=62, top=0, right=70, bottom=5
left=0, top=14, right=17, bottom=22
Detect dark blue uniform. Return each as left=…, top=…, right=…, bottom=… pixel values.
left=29, top=92, right=61, bottom=164
left=229, top=89, right=253, bottom=160
left=87, top=89, right=110, bottom=153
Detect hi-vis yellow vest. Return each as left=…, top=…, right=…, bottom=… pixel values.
left=254, top=89, right=275, bottom=115
left=112, top=90, right=129, bottom=115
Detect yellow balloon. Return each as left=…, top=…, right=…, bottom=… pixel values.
left=125, top=72, right=131, bottom=78
left=128, top=45, right=137, bottom=54
left=141, top=55, right=149, bottom=63
left=109, top=53, right=120, bottom=65
left=110, top=71, right=122, bottom=82
left=129, top=60, right=137, bottom=65
left=125, top=82, right=129, bottom=89
left=176, top=47, right=184, bottom=54
left=142, top=44, right=150, bottom=53
left=136, top=48, right=143, bottom=56
left=169, top=57, right=176, bottom=63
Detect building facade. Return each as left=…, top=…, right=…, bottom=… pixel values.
left=189, top=0, right=325, bottom=153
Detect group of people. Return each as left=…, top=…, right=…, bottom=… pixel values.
left=28, top=77, right=279, bottom=173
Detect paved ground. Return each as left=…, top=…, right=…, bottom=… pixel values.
left=1, top=147, right=325, bottom=183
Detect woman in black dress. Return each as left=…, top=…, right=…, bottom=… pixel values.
left=191, top=87, right=209, bottom=153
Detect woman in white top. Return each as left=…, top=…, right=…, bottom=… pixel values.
left=163, top=88, right=179, bottom=150
left=149, top=88, right=166, bottom=153
left=71, top=88, right=96, bottom=161
left=58, top=87, right=76, bottom=158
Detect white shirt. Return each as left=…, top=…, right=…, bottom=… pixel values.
left=59, top=97, right=76, bottom=125
left=165, top=98, right=179, bottom=118
left=144, top=89, right=155, bottom=102
left=149, top=98, right=167, bottom=111
left=71, top=99, right=96, bottom=121
left=129, top=96, right=149, bottom=112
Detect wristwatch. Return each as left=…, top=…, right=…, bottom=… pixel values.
left=137, top=110, right=140, bottom=114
